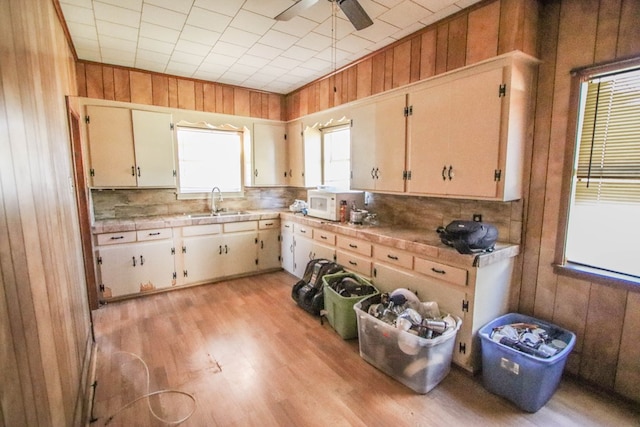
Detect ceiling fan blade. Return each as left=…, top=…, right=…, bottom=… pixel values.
left=337, top=0, right=373, bottom=30
left=274, top=0, right=320, bottom=21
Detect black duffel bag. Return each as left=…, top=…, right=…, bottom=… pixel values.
left=436, top=220, right=498, bottom=254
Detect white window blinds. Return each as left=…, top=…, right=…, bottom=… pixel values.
left=575, top=67, right=640, bottom=204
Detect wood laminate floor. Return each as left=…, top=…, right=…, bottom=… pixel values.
left=91, top=271, right=639, bottom=426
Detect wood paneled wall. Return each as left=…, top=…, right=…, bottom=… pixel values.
left=522, top=0, right=640, bottom=402
left=76, top=61, right=285, bottom=121
left=1, top=0, right=92, bottom=426
left=284, top=0, right=539, bottom=120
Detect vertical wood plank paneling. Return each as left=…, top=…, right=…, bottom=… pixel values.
left=85, top=63, right=103, bottom=98
left=522, top=0, right=540, bottom=57
left=101, top=66, right=115, bottom=101
left=447, top=15, right=468, bottom=71
left=222, top=86, right=234, bottom=115
left=580, top=285, right=627, bottom=388
left=268, top=93, right=281, bottom=120
left=356, top=58, right=372, bottom=99
left=616, top=291, right=640, bottom=399
left=383, top=50, right=394, bottom=91
left=151, top=74, right=169, bottom=107
left=319, top=77, right=331, bottom=111
left=593, top=0, right=621, bottom=63
left=250, top=91, right=262, bottom=118
left=333, top=73, right=343, bottom=107
left=616, top=0, right=640, bottom=58
left=435, top=23, right=449, bottom=75
left=498, top=0, right=524, bottom=54
left=167, top=77, right=178, bottom=108
left=215, top=85, right=224, bottom=113
left=392, top=40, right=411, bottom=88
left=194, top=82, right=203, bottom=111
left=203, top=82, right=216, bottom=113
left=299, top=87, right=309, bottom=117
left=371, top=53, right=385, bottom=94
left=551, top=275, right=589, bottom=373
left=113, top=68, right=130, bottom=102
left=347, top=67, right=357, bottom=103
left=261, top=93, right=270, bottom=119
left=466, top=1, right=500, bottom=65
left=419, top=28, right=437, bottom=80
left=410, top=36, right=421, bottom=83
left=177, top=79, right=195, bottom=111
left=234, top=87, right=251, bottom=116
left=130, top=70, right=152, bottom=105
left=75, top=62, right=86, bottom=97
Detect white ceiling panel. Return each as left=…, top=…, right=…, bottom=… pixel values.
left=61, top=0, right=482, bottom=94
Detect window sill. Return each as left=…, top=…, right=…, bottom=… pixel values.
left=554, top=263, right=640, bottom=292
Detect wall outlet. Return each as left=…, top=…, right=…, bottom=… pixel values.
left=473, top=213, right=482, bottom=222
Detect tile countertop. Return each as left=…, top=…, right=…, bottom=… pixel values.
left=91, top=210, right=519, bottom=268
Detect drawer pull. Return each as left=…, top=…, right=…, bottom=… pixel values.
left=349, top=261, right=358, bottom=266
left=110, top=236, right=124, bottom=240
left=132, top=256, right=136, bottom=267
left=300, top=229, right=307, bottom=233
left=387, top=254, right=399, bottom=260
left=148, top=232, right=161, bottom=236
left=320, top=235, right=327, bottom=239
left=140, top=255, right=144, bottom=266
left=431, top=268, right=446, bottom=275
left=265, top=222, right=274, bottom=226
left=349, top=243, right=358, bottom=248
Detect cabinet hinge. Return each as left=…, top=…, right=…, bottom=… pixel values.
left=97, top=256, right=102, bottom=265
left=459, top=342, right=467, bottom=354
left=183, top=270, right=188, bottom=277
left=255, top=237, right=258, bottom=244
left=462, top=299, right=469, bottom=312
left=173, top=170, right=176, bottom=177
left=90, top=169, right=95, bottom=177
left=85, top=115, right=90, bottom=124
left=170, top=122, right=174, bottom=130
left=404, top=106, right=413, bottom=117
left=172, top=272, right=177, bottom=280
left=278, top=255, right=282, bottom=261
left=255, top=259, right=259, bottom=265
left=284, top=133, right=287, bottom=140
left=499, top=84, right=507, bottom=97
left=494, top=169, right=502, bottom=182
left=182, top=246, right=186, bottom=254
left=373, top=267, right=377, bottom=278
left=99, top=284, right=105, bottom=292
left=171, top=247, right=175, bottom=255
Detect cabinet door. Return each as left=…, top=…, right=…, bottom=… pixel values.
left=258, top=229, right=281, bottom=271
left=287, top=120, right=304, bottom=187
left=303, top=125, right=322, bottom=188
left=350, top=102, right=377, bottom=191
left=293, top=234, right=314, bottom=278
left=137, top=240, right=175, bottom=291
left=97, top=244, right=139, bottom=298
left=223, top=231, right=258, bottom=276
left=86, top=105, right=136, bottom=187
left=253, top=122, right=287, bottom=186
left=280, top=223, right=295, bottom=274
left=132, top=110, right=176, bottom=187
left=374, top=93, right=407, bottom=193
left=182, top=234, right=224, bottom=284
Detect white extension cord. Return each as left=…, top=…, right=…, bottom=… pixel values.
left=103, top=351, right=197, bottom=425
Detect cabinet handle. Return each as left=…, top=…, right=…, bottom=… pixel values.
left=131, top=166, right=135, bottom=176
left=447, top=165, right=453, bottom=180
left=300, top=229, right=306, bottom=234
left=349, top=260, right=357, bottom=266
left=254, top=169, right=258, bottom=177
left=371, top=167, right=375, bottom=179
left=261, top=241, right=264, bottom=249
left=110, top=236, right=124, bottom=240
left=219, top=245, right=223, bottom=255
left=265, top=222, right=274, bottom=226
left=387, top=254, right=399, bottom=260
left=225, top=245, right=228, bottom=254
left=132, top=256, right=136, bottom=267
left=374, top=168, right=379, bottom=179
left=320, top=235, right=327, bottom=240
left=137, top=166, right=141, bottom=177
left=140, top=255, right=144, bottom=266
left=349, top=243, right=358, bottom=248
left=431, top=267, right=446, bottom=275
left=442, top=166, right=447, bottom=181
left=148, top=232, right=160, bottom=236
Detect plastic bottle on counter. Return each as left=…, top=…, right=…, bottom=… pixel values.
left=339, top=200, right=347, bottom=223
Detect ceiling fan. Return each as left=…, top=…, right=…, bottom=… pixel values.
left=275, top=0, right=373, bottom=31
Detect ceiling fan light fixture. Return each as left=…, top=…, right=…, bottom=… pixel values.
left=337, top=0, right=373, bottom=30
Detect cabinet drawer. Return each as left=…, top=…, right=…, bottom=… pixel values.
left=414, top=257, right=467, bottom=287
left=374, top=245, right=413, bottom=270
left=336, top=250, right=372, bottom=277
left=282, top=221, right=294, bottom=232
left=295, top=224, right=313, bottom=238
left=259, top=219, right=280, bottom=230
left=136, top=228, right=172, bottom=241
left=313, top=230, right=336, bottom=245
left=97, top=231, right=136, bottom=245
left=182, top=224, right=222, bottom=237
left=223, top=221, right=257, bottom=233
left=337, top=236, right=372, bottom=257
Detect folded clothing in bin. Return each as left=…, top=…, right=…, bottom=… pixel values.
left=322, top=272, right=378, bottom=339
left=354, top=292, right=461, bottom=394
left=479, top=313, right=576, bottom=412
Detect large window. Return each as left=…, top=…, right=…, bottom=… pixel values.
left=564, top=64, right=640, bottom=280
left=176, top=126, right=244, bottom=195
left=322, top=125, right=351, bottom=189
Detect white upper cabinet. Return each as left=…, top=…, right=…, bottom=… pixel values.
left=251, top=122, right=287, bottom=186
left=86, top=105, right=175, bottom=188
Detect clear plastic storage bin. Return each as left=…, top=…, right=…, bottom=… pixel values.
left=354, top=295, right=461, bottom=394
left=323, top=272, right=378, bottom=339
left=479, top=313, right=576, bottom=412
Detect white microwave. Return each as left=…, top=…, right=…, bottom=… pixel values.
left=306, top=189, right=364, bottom=221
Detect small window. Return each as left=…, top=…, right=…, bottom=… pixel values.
left=322, top=125, right=351, bottom=189
left=176, top=126, right=244, bottom=196
left=564, top=64, right=640, bottom=280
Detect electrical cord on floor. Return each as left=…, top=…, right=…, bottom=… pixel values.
left=103, top=351, right=196, bottom=426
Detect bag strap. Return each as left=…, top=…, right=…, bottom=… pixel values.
left=453, top=237, right=473, bottom=254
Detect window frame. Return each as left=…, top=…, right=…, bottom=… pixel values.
left=555, top=56, right=640, bottom=291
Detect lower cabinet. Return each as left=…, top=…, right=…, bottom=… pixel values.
left=258, top=219, right=281, bottom=271
left=293, top=225, right=314, bottom=278
left=281, top=221, right=295, bottom=274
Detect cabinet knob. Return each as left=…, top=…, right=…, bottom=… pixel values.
left=442, top=166, right=447, bottom=181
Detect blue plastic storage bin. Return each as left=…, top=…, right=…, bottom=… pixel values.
left=478, top=313, right=576, bottom=412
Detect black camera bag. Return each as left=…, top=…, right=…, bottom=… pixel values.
left=291, top=259, right=343, bottom=315
left=437, top=220, right=498, bottom=254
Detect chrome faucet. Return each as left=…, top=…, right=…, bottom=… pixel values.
left=210, top=186, right=223, bottom=213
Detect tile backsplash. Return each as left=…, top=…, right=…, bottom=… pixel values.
left=91, top=188, right=522, bottom=244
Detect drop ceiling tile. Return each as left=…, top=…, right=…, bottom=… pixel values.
left=135, top=59, right=168, bottom=72
left=420, top=4, right=461, bottom=26
left=175, top=39, right=212, bottom=56
left=139, top=21, right=180, bottom=44
left=186, top=7, right=232, bottom=31
left=413, top=0, right=458, bottom=12
left=60, top=0, right=92, bottom=8
left=456, top=0, right=482, bottom=7
left=136, top=49, right=171, bottom=64
left=67, top=22, right=98, bottom=40
left=273, top=16, right=316, bottom=38
left=203, top=52, right=239, bottom=67
left=230, top=9, right=275, bottom=36
left=218, top=74, right=251, bottom=86
left=145, top=0, right=193, bottom=14
left=336, top=34, right=374, bottom=53
left=242, top=0, right=292, bottom=19
left=101, top=48, right=136, bottom=66
left=236, top=54, right=271, bottom=68
left=259, top=30, right=298, bottom=50
left=298, top=57, right=330, bottom=72
left=59, top=3, right=94, bottom=25
left=96, top=0, right=142, bottom=12
left=193, top=0, right=244, bottom=16
left=75, top=49, right=102, bottom=62
left=138, top=37, right=175, bottom=54
left=373, top=0, right=404, bottom=7
left=73, top=37, right=100, bottom=50
left=170, top=51, right=206, bottom=66
left=211, top=41, right=248, bottom=58
left=315, top=46, right=351, bottom=62
left=297, top=1, right=331, bottom=23
left=165, top=62, right=199, bottom=75
left=296, top=31, right=332, bottom=51
left=227, top=63, right=261, bottom=76
left=281, top=45, right=317, bottom=61
left=267, top=81, right=294, bottom=94
left=378, top=1, right=432, bottom=28
left=356, top=20, right=399, bottom=43
left=180, top=25, right=221, bottom=45
left=391, top=22, right=426, bottom=40
left=243, top=73, right=276, bottom=85
left=219, top=28, right=261, bottom=48
left=259, top=64, right=290, bottom=77
left=287, top=66, right=316, bottom=77
left=93, top=2, right=140, bottom=27
left=357, top=0, right=390, bottom=19
left=244, top=43, right=283, bottom=60
left=142, top=4, right=187, bottom=31
left=367, top=36, right=396, bottom=52
left=96, top=20, right=139, bottom=41
left=197, top=61, right=230, bottom=74
left=314, top=17, right=353, bottom=39
left=99, top=35, right=137, bottom=51
left=269, top=56, right=302, bottom=70
left=192, top=69, right=225, bottom=81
